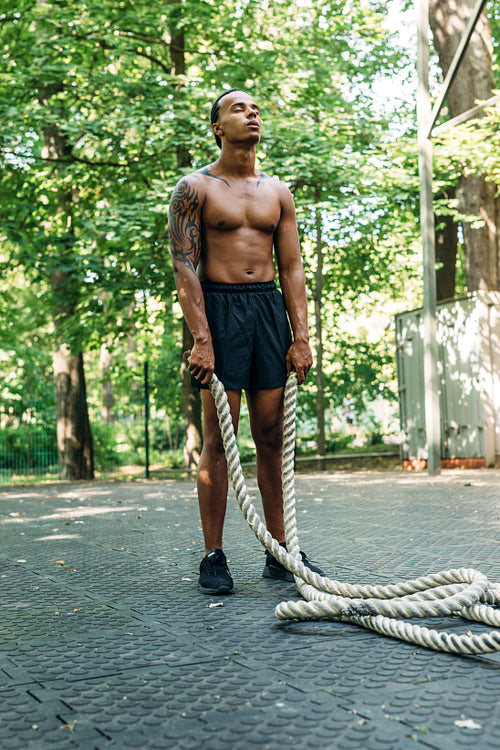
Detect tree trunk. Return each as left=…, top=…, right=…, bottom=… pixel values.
left=435, top=188, right=458, bottom=301
left=314, top=205, right=326, bottom=455
left=53, top=345, right=94, bottom=480
left=170, top=12, right=202, bottom=467
left=429, top=0, right=499, bottom=291
left=41, top=121, right=94, bottom=480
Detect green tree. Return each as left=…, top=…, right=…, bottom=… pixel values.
left=429, top=0, right=500, bottom=293
left=0, top=254, right=55, bottom=428
left=252, top=0, right=420, bottom=446
left=1, top=1, right=183, bottom=476
left=3, top=0, right=469, bottom=474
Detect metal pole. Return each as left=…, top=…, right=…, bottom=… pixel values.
left=416, top=0, right=441, bottom=475
left=432, top=93, right=500, bottom=137
left=144, top=359, right=150, bottom=479
left=427, top=0, right=488, bottom=137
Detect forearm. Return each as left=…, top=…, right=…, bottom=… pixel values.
left=279, top=264, right=310, bottom=342
left=173, top=264, right=212, bottom=346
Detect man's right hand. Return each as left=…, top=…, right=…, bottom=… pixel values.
left=188, top=340, right=215, bottom=385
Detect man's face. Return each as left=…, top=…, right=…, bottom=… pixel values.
left=213, top=91, right=261, bottom=146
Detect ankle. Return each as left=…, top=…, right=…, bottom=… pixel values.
left=205, top=547, right=223, bottom=557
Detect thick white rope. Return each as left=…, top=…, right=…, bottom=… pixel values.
left=209, top=372, right=500, bottom=654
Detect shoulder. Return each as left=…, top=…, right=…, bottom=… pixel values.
left=173, top=171, right=205, bottom=191
left=274, top=178, right=296, bottom=212
left=172, top=164, right=231, bottom=191
left=258, top=172, right=294, bottom=199
left=170, top=172, right=206, bottom=211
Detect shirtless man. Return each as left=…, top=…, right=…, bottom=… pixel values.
left=169, top=89, right=324, bottom=594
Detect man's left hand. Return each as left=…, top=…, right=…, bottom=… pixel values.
left=286, top=340, right=313, bottom=385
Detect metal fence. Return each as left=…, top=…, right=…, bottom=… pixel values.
left=0, top=427, right=59, bottom=484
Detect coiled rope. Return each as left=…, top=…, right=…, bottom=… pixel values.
left=209, top=372, right=500, bottom=655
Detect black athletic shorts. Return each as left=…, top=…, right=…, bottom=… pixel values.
left=191, top=281, right=292, bottom=391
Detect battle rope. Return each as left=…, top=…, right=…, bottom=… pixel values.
left=209, top=372, right=500, bottom=655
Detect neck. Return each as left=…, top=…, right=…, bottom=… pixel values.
left=217, top=143, right=257, bottom=177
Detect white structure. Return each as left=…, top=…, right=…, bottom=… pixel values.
left=396, top=292, right=500, bottom=468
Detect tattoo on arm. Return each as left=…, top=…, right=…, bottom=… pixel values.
left=169, top=179, right=201, bottom=270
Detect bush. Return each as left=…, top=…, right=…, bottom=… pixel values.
left=91, top=422, right=129, bottom=470
left=324, top=432, right=353, bottom=453
left=367, top=429, right=384, bottom=446
left=0, top=426, right=58, bottom=471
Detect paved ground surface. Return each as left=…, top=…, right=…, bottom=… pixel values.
left=1, top=468, right=499, bottom=749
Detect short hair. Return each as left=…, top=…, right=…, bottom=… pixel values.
left=210, top=88, right=246, bottom=148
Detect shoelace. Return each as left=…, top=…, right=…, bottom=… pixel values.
left=205, top=554, right=227, bottom=575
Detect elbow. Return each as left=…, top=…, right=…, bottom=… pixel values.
left=279, top=262, right=303, bottom=284
left=172, top=260, right=199, bottom=302
left=172, top=257, right=195, bottom=281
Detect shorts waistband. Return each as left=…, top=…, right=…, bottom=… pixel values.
left=201, top=281, right=277, bottom=294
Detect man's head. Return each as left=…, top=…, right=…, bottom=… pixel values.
left=210, top=89, right=260, bottom=149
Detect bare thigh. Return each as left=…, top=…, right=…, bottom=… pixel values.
left=246, top=387, right=284, bottom=448
left=200, top=388, right=242, bottom=449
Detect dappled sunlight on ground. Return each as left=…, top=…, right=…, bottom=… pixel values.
left=1, top=504, right=135, bottom=524
left=34, top=533, right=82, bottom=541
left=300, top=468, right=500, bottom=487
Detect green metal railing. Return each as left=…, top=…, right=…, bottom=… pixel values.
left=0, top=428, right=59, bottom=483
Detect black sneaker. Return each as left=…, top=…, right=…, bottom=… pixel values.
left=263, top=543, right=325, bottom=582
left=199, top=549, right=234, bottom=594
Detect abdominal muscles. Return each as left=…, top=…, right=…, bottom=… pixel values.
left=199, top=229, right=276, bottom=284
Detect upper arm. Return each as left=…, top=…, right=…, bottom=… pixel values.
left=274, top=183, right=301, bottom=271
left=168, top=176, right=204, bottom=273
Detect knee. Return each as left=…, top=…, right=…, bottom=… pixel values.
left=253, top=420, right=283, bottom=453
left=203, top=417, right=242, bottom=458
left=202, top=430, right=226, bottom=458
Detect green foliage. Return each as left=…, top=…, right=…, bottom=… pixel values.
left=91, top=418, right=185, bottom=472
left=0, top=258, right=55, bottom=428
left=0, top=426, right=58, bottom=472
left=324, top=432, right=354, bottom=454
left=1, top=0, right=498, bottom=470
left=90, top=422, right=125, bottom=470
left=1, top=0, right=180, bottom=352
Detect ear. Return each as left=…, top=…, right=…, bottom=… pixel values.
left=212, top=122, right=223, bottom=138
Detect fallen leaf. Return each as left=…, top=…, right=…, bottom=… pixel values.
left=54, top=561, right=65, bottom=565
left=455, top=719, right=482, bottom=730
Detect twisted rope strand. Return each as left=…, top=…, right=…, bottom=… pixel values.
left=209, top=373, right=500, bottom=654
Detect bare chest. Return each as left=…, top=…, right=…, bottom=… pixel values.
left=202, top=180, right=281, bottom=234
